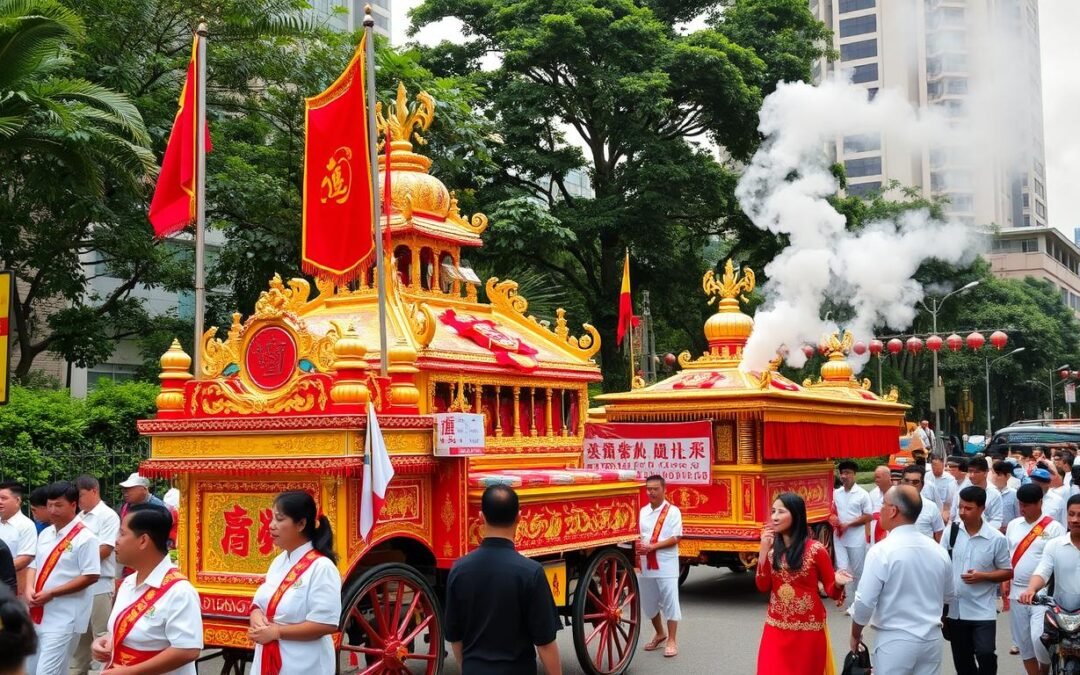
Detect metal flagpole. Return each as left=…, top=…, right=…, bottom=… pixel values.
left=364, top=8, right=389, bottom=377
left=193, top=20, right=208, bottom=378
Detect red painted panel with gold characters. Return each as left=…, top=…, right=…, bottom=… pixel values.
left=768, top=470, right=832, bottom=519
left=665, top=480, right=733, bottom=520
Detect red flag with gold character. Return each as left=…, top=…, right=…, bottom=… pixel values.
left=302, top=35, right=374, bottom=284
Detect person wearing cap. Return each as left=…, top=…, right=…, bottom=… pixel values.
left=1030, top=467, right=1066, bottom=526
left=118, top=474, right=166, bottom=521
left=1007, top=484, right=1065, bottom=675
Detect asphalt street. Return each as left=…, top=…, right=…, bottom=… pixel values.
left=440, top=565, right=1024, bottom=675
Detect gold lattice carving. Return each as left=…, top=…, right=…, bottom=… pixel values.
left=703, top=259, right=756, bottom=305
left=715, top=423, right=735, bottom=462
left=192, top=378, right=329, bottom=416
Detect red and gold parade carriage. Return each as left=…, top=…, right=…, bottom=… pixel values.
left=588, top=262, right=907, bottom=578
left=136, top=88, right=642, bottom=675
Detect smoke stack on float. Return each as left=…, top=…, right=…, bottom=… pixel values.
left=735, top=76, right=978, bottom=373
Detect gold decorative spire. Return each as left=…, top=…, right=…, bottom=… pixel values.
left=679, top=260, right=757, bottom=369
left=156, top=339, right=193, bottom=413
left=376, top=82, right=435, bottom=151
left=703, top=259, right=756, bottom=306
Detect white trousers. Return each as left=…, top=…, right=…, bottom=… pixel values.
left=842, top=544, right=867, bottom=606
left=27, top=631, right=79, bottom=675
left=1010, top=600, right=1050, bottom=664
left=873, top=636, right=942, bottom=675
left=639, top=576, right=681, bottom=622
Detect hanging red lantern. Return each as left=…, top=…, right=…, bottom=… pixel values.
left=946, top=334, right=963, bottom=352
left=663, top=353, right=677, bottom=368
left=1061, top=369, right=1071, bottom=380
left=989, top=331, right=1008, bottom=350
left=802, top=345, right=815, bottom=360
left=887, top=338, right=903, bottom=355
left=926, top=335, right=943, bottom=353
left=869, top=339, right=884, bottom=356
left=966, top=332, right=985, bottom=350
left=818, top=342, right=831, bottom=356
left=853, top=341, right=868, bottom=356
left=906, top=337, right=924, bottom=354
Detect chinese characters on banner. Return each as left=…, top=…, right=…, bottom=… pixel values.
left=432, top=413, right=486, bottom=457
left=583, top=421, right=713, bottom=485
left=220, top=504, right=275, bottom=557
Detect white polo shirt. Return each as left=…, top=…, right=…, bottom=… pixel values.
left=834, top=485, right=873, bottom=547
left=1006, top=514, right=1065, bottom=597
left=1034, top=535, right=1080, bottom=612
left=252, top=542, right=342, bottom=675
left=79, top=500, right=120, bottom=594
left=914, top=497, right=945, bottom=539
left=951, top=483, right=1003, bottom=529
left=108, top=556, right=202, bottom=675
left=932, top=472, right=957, bottom=511
left=0, top=510, right=38, bottom=559
left=941, top=521, right=1010, bottom=621
left=31, top=518, right=101, bottom=633
left=1042, top=488, right=1066, bottom=526
left=638, top=501, right=683, bottom=578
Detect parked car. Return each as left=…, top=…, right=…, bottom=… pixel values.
left=985, top=422, right=1080, bottom=456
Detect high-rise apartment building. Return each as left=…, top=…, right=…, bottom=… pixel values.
left=809, top=0, right=1048, bottom=230
left=306, top=0, right=392, bottom=38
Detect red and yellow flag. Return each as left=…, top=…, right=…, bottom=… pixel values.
left=301, top=34, right=374, bottom=284
left=616, top=250, right=633, bottom=347
left=148, top=36, right=212, bottom=238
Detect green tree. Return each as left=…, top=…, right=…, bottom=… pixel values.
left=410, top=0, right=830, bottom=389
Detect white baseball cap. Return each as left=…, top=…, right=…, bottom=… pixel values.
left=118, top=473, right=150, bottom=489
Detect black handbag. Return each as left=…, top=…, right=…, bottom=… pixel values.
left=841, top=641, right=872, bottom=675
left=942, top=522, right=961, bottom=641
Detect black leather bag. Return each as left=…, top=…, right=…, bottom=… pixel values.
left=841, top=641, right=872, bottom=675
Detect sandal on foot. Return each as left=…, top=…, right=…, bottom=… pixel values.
left=664, top=644, right=678, bottom=658
left=644, top=635, right=667, bottom=651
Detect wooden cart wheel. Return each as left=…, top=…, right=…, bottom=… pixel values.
left=338, top=563, right=444, bottom=675
left=572, top=548, right=641, bottom=675
left=811, top=522, right=835, bottom=560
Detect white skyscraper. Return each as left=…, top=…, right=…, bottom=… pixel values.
left=307, top=0, right=392, bottom=39
left=810, top=0, right=1048, bottom=230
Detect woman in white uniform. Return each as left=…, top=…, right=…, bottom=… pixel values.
left=249, top=491, right=342, bottom=675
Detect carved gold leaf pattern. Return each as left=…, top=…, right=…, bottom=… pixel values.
left=193, top=378, right=329, bottom=416
left=703, top=260, right=756, bottom=306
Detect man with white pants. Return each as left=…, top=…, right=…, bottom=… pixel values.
left=70, top=475, right=120, bottom=675
left=1007, top=484, right=1065, bottom=675
left=850, top=485, right=955, bottom=675
left=637, top=475, right=683, bottom=658
left=25, top=481, right=100, bottom=675
left=833, top=460, right=872, bottom=601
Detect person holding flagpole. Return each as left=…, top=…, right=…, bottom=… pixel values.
left=248, top=491, right=341, bottom=675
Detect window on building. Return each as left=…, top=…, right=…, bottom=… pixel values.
left=950, top=194, right=974, bottom=212
left=1022, top=193, right=1030, bottom=208
left=841, top=39, right=878, bottom=61
left=943, top=7, right=966, bottom=25
left=851, top=63, right=879, bottom=84
left=1036, top=202, right=1047, bottom=218
left=1035, top=178, right=1045, bottom=198
left=847, top=181, right=882, bottom=197
left=843, top=133, right=881, bottom=153
left=1024, top=215, right=1031, bottom=227
left=840, top=15, right=877, bottom=37
left=86, top=364, right=138, bottom=392
left=1022, top=238, right=1039, bottom=253
left=845, top=156, right=882, bottom=178
left=946, top=78, right=969, bottom=95
left=839, top=0, right=875, bottom=12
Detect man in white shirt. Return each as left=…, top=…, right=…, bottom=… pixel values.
left=941, top=485, right=1012, bottom=675
left=1008, top=484, right=1066, bottom=675
left=1021, top=494, right=1080, bottom=612
left=919, top=420, right=936, bottom=455
left=637, top=475, right=683, bottom=658
left=867, top=466, right=892, bottom=545
left=25, top=481, right=101, bottom=675
left=92, top=504, right=202, bottom=674
left=929, top=456, right=957, bottom=522
left=0, top=481, right=39, bottom=593
left=956, top=457, right=1003, bottom=529
left=1055, top=449, right=1075, bottom=490
left=991, top=461, right=1019, bottom=531
left=70, top=475, right=121, bottom=675
left=832, top=460, right=873, bottom=602
left=900, top=466, right=945, bottom=541
left=850, top=485, right=954, bottom=674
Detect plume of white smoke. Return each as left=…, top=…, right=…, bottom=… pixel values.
left=737, top=77, right=976, bottom=373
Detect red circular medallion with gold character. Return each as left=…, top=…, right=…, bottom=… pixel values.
left=244, top=326, right=297, bottom=390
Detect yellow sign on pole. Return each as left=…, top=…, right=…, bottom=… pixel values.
left=0, top=271, right=9, bottom=405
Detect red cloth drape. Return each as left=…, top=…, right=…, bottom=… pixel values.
left=764, top=421, right=897, bottom=460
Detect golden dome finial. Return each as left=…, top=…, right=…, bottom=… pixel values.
left=693, top=259, right=756, bottom=365
left=819, top=330, right=855, bottom=382
left=376, top=82, right=435, bottom=151
left=156, top=338, right=192, bottom=413
left=703, top=259, right=756, bottom=307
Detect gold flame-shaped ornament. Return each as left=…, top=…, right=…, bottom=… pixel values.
left=376, top=82, right=435, bottom=150
left=703, top=259, right=756, bottom=306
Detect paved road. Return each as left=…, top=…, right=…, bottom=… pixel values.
left=440, top=565, right=1024, bottom=674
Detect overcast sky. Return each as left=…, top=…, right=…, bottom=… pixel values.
left=392, top=1, right=1080, bottom=236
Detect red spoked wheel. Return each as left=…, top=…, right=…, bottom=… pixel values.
left=338, top=563, right=444, bottom=675
left=572, top=548, right=640, bottom=675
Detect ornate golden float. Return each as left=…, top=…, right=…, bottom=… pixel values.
left=591, top=261, right=906, bottom=575
left=137, top=86, right=641, bottom=675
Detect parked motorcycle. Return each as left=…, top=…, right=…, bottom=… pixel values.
left=1035, top=595, right=1080, bottom=674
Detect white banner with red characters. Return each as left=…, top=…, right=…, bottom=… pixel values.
left=433, top=413, right=486, bottom=457
left=583, top=421, right=712, bottom=485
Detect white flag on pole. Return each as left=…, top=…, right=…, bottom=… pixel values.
left=360, top=401, right=395, bottom=540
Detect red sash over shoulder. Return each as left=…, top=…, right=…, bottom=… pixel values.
left=262, top=549, right=322, bottom=675
left=108, top=568, right=188, bottom=668
left=646, top=504, right=670, bottom=571
left=30, top=522, right=85, bottom=624
left=1012, top=516, right=1053, bottom=569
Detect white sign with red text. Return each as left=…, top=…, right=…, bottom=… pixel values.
left=433, top=413, right=486, bottom=457
left=583, top=421, right=713, bottom=484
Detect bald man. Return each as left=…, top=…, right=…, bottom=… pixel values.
left=868, top=466, right=892, bottom=544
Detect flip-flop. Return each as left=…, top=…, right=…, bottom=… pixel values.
left=664, top=644, right=678, bottom=658
left=1009, top=646, right=1020, bottom=655
left=643, top=635, right=667, bottom=651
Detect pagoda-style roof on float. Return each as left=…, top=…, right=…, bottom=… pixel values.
left=594, top=261, right=907, bottom=459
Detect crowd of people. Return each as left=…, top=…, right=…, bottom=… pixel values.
left=757, top=443, right=1080, bottom=675
left=0, top=475, right=344, bottom=675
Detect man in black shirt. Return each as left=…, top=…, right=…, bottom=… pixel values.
left=445, top=484, right=563, bottom=674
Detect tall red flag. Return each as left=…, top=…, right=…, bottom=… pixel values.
left=616, top=250, right=633, bottom=348
left=302, top=35, right=374, bottom=284
left=148, top=36, right=211, bottom=238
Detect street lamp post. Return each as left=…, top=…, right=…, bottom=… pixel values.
left=920, top=280, right=980, bottom=435
left=1049, top=364, right=1070, bottom=420
left=985, top=347, right=1026, bottom=435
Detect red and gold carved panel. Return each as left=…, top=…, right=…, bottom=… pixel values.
left=203, top=620, right=253, bottom=649
left=433, top=461, right=466, bottom=567
left=768, top=473, right=830, bottom=515
left=715, top=423, right=735, bottom=464
left=466, top=494, right=638, bottom=558
left=200, top=594, right=252, bottom=619
left=352, top=476, right=433, bottom=553
left=667, top=480, right=732, bottom=519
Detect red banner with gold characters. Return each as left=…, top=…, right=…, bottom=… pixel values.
left=583, top=421, right=713, bottom=485
left=0, top=270, right=9, bottom=405
left=301, top=34, right=374, bottom=284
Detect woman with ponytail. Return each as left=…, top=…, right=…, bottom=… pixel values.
left=249, top=491, right=341, bottom=675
